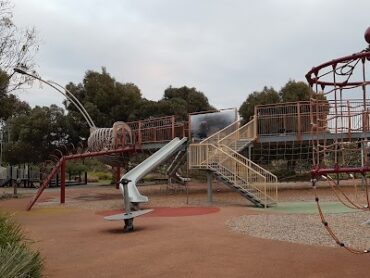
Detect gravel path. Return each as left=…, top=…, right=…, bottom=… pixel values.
left=226, top=210, right=370, bottom=250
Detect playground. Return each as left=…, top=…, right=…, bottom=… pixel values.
left=2, top=22, right=370, bottom=277
left=0, top=182, right=370, bottom=277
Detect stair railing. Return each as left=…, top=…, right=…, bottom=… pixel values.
left=220, top=144, right=278, bottom=184
left=200, top=120, right=240, bottom=145
left=219, top=144, right=278, bottom=202
left=218, top=117, right=257, bottom=150
left=189, top=143, right=277, bottom=204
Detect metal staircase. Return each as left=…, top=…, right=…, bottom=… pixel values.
left=167, top=148, right=190, bottom=184
left=189, top=117, right=278, bottom=207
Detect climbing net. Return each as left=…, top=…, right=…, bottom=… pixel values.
left=305, top=29, right=370, bottom=254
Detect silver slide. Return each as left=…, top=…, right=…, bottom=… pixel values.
left=119, top=137, right=188, bottom=204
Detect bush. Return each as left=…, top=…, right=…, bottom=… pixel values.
left=87, top=171, right=112, bottom=182
left=94, top=172, right=111, bottom=180
left=0, top=214, right=23, bottom=248
left=0, top=214, right=43, bottom=277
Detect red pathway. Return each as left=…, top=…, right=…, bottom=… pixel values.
left=1, top=188, right=369, bottom=277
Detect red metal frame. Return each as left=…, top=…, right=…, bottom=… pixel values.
left=310, top=165, right=370, bottom=178
left=26, top=115, right=190, bottom=211
left=26, top=146, right=137, bottom=211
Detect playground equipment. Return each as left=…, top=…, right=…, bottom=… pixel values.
left=305, top=27, right=370, bottom=254
left=188, top=112, right=278, bottom=207
left=105, top=137, right=188, bottom=232
left=23, top=115, right=188, bottom=211
left=0, top=165, right=39, bottom=187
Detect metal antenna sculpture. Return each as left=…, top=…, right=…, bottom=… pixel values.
left=14, top=66, right=96, bottom=129
left=306, top=27, right=370, bottom=254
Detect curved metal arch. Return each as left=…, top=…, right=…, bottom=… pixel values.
left=13, top=67, right=96, bottom=129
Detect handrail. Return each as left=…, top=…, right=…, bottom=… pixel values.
left=192, top=143, right=266, bottom=184
left=219, top=117, right=256, bottom=147
left=189, top=143, right=277, bottom=203
left=220, top=144, right=278, bottom=183
left=188, top=143, right=278, bottom=204
left=200, top=120, right=240, bottom=145
left=215, top=163, right=271, bottom=201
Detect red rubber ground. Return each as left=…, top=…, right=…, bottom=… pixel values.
left=1, top=184, right=369, bottom=277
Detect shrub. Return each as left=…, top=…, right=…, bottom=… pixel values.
left=0, top=214, right=43, bottom=277
left=0, top=214, right=23, bottom=248
left=86, top=171, right=112, bottom=183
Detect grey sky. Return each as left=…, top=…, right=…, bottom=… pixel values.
left=12, top=0, right=370, bottom=110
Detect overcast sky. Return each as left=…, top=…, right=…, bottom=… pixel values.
left=11, top=0, right=370, bottom=110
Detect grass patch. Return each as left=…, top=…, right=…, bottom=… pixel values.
left=0, top=214, right=43, bottom=277
left=88, top=171, right=112, bottom=182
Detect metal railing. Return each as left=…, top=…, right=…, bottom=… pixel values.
left=220, top=144, right=278, bottom=185
left=200, top=120, right=240, bottom=145
left=255, top=100, right=370, bottom=140
left=89, top=116, right=189, bottom=152
left=218, top=117, right=257, bottom=149
left=188, top=143, right=277, bottom=205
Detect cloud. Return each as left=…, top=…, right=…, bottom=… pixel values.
left=11, top=0, right=370, bottom=109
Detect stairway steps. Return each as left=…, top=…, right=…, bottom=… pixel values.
left=214, top=172, right=269, bottom=207
left=193, top=125, right=277, bottom=208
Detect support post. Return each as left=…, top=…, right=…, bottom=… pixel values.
left=9, top=166, right=13, bottom=188
left=122, top=179, right=134, bottom=232
left=207, top=171, right=213, bottom=203
left=297, top=102, right=301, bottom=141
left=248, top=144, right=252, bottom=161
left=115, top=167, right=121, bottom=189
left=13, top=179, right=18, bottom=197
left=60, top=159, right=65, bottom=204
left=171, top=115, right=175, bottom=139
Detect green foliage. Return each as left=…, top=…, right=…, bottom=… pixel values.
left=0, top=214, right=23, bottom=248
left=239, top=80, right=325, bottom=123
left=137, top=86, right=214, bottom=121
left=0, top=214, right=42, bottom=277
left=89, top=171, right=112, bottom=181
left=162, top=86, right=214, bottom=119
left=65, top=68, right=143, bottom=127
left=239, top=86, right=280, bottom=122
left=65, top=69, right=215, bottom=127
left=3, top=105, right=71, bottom=164
left=280, top=80, right=311, bottom=102
left=0, top=70, right=30, bottom=121
left=0, top=0, right=39, bottom=90
left=82, top=158, right=110, bottom=172
left=0, top=244, right=42, bottom=278
left=66, top=161, right=87, bottom=175
left=3, top=67, right=214, bottom=164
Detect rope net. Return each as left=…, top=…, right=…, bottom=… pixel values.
left=306, top=46, right=370, bottom=253
left=251, top=38, right=370, bottom=252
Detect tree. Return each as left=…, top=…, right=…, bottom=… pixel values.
left=239, top=86, right=280, bottom=123
left=65, top=68, right=143, bottom=128
left=163, top=86, right=214, bottom=118
left=158, top=98, right=188, bottom=121
left=0, top=69, right=30, bottom=121
left=3, top=105, right=71, bottom=164
left=0, top=0, right=38, bottom=90
left=138, top=86, right=214, bottom=121
left=65, top=69, right=215, bottom=130
left=280, top=80, right=311, bottom=102
left=0, top=0, right=37, bottom=150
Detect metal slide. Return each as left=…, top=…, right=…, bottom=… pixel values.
left=119, top=137, right=188, bottom=204
left=106, top=137, right=187, bottom=232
